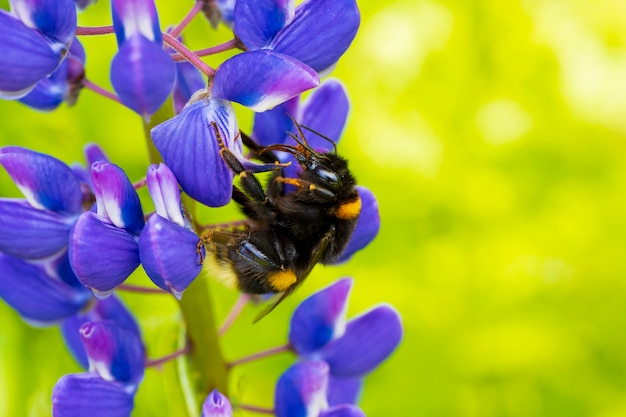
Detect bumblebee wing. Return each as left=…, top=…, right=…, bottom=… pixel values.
left=253, top=226, right=336, bottom=323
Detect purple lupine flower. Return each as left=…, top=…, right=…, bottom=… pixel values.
left=202, top=389, right=233, bottom=417
left=275, top=360, right=366, bottom=417
left=172, top=54, right=205, bottom=114
left=288, top=278, right=403, bottom=403
left=52, top=320, right=145, bottom=417
left=69, top=161, right=144, bottom=297
left=233, top=0, right=360, bottom=74
left=139, top=163, right=204, bottom=298
left=0, top=0, right=77, bottom=98
left=110, top=0, right=176, bottom=116
left=19, top=37, right=86, bottom=110
left=0, top=146, right=84, bottom=259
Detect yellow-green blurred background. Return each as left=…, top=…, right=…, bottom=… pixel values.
left=3, top=0, right=626, bottom=416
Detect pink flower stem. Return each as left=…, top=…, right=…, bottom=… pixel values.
left=169, top=1, right=203, bottom=38
left=118, top=283, right=169, bottom=294
left=237, top=404, right=275, bottom=414
left=133, top=177, right=147, bottom=190
left=75, top=25, right=115, bottom=36
left=162, top=32, right=215, bottom=76
left=227, top=344, right=292, bottom=368
left=82, top=78, right=122, bottom=104
left=170, top=38, right=240, bottom=62
left=218, top=293, right=251, bottom=336
left=145, top=344, right=192, bottom=368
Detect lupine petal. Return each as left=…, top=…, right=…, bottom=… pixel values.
left=0, top=253, right=90, bottom=325
left=146, top=163, right=184, bottom=226
left=69, top=212, right=140, bottom=296
left=320, top=304, right=402, bottom=377
left=110, top=35, right=176, bottom=116
left=0, top=146, right=82, bottom=213
left=52, top=373, right=134, bottom=417
left=289, top=278, right=352, bottom=355
left=319, top=405, right=365, bottom=417
left=252, top=96, right=299, bottom=147
left=80, top=321, right=144, bottom=386
left=111, top=0, right=161, bottom=44
left=201, top=389, right=233, bottom=417
left=333, top=186, right=380, bottom=264
left=270, top=0, right=360, bottom=73
left=327, top=376, right=362, bottom=406
left=173, top=60, right=205, bottom=114
left=10, top=0, right=77, bottom=45
left=91, top=161, right=144, bottom=234
left=139, top=215, right=202, bottom=298
left=18, top=58, right=69, bottom=110
left=275, top=360, right=329, bottom=417
left=212, top=50, right=319, bottom=112
left=0, top=199, right=75, bottom=259
left=0, top=11, right=61, bottom=98
left=216, top=0, right=236, bottom=27
left=84, top=143, right=109, bottom=166
left=62, top=296, right=140, bottom=369
left=300, top=80, right=349, bottom=151
left=233, top=0, right=294, bottom=49
left=151, top=96, right=239, bottom=207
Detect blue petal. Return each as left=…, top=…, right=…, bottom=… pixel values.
left=62, top=295, right=140, bottom=369
left=110, top=35, right=175, bottom=116
left=10, top=0, right=77, bottom=45
left=212, top=50, right=319, bottom=112
left=84, top=143, right=109, bottom=166
left=201, top=389, right=233, bottom=417
left=333, top=186, right=379, bottom=264
left=0, top=146, right=83, bottom=214
left=0, top=253, right=91, bottom=325
left=0, top=199, right=75, bottom=259
left=90, top=161, right=144, bottom=235
left=151, top=96, right=239, bottom=207
left=111, top=0, right=162, bottom=44
left=289, top=278, right=352, bottom=355
left=173, top=60, right=205, bottom=114
left=80, top=321, right=145, bottom=386
left=251, top=96, right=299, bottom=147
left=0, top=11, right=61, bottom=98
left=139, top=215, right=203, bottom=298
left=69, top=212, right=140, bottom=296
left=52, top=373, right=135, bottom=417
left=320, top=304, right=403, bottom=377
left=300, top=79, right=349, bottom=150
left=18, top=58, right=69, bottom=110
left=146, top=163, right=184, bottom=226
left=275, top=360, right=329, bottom=417
left=216, top=0, right=236, bottom=27
left=270, top=0, right=360, bottom=73
left=233, top=0, right=294, bottom=49
left=327, top=376, right=362, bottom=406
left=320, top=405, right=365, bottom=417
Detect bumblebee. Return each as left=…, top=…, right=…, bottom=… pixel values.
left=199, top=122, right=361, bottom=319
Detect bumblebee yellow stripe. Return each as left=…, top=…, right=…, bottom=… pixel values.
left=268, top=270, right=297, bottom=292
left=335, top=196, right=362, bottom=220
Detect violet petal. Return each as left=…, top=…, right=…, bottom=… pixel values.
left=110, top=34, right=176, bottom=116
left=10, top=0, right=77, bottom=45
left=151, top=97, right=239, bottom=207
left=270, top=0, right=360, bottom=73
left=201, top=389, right=233, bottom=417
left=18, top=58, right=69, bottom=111
left=327, top=376, right=362, bottom=406
left=275, top=360, right=329, bottom=417
left=52, top=373, right=135, bottom=417
left=212, top=50, right=319, bottom=112
left=0, top=199, right=75, bottom=259
left=146, top=163, right=184, bottom=226
left=69, top=212, right=140, bottom=296
left=320, top=405, right=365, bottom=417
left=251, top=96, right=299, bottom=147
left=0, top=253, right=91, bottom=325
left=111, top=0, right=161, bottom=44
left=289, top=278, right=352, bottom=355
left=0, top=146, right=82, bottom=214
left=320, top=304, right=403, bottom=377
left=233, top=0, right=294, bottom=49
left=139, top=215, right=202, bottom=298
left=173, top=60, right=205, bottom=114
left=300, top=79, right=349, bottom=151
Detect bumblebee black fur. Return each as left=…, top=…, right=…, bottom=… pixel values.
left=199, top=122, right=361, bottom=317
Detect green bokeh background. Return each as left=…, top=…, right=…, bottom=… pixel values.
left=3, top=0, right=626, bottom=416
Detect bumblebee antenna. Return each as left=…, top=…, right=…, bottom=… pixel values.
left=286, top=114, right=316, bottom=154
left=300, top=124, right=338, bottom=154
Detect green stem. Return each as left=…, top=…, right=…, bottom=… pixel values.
left=142, top=99, right=229, bottom=409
